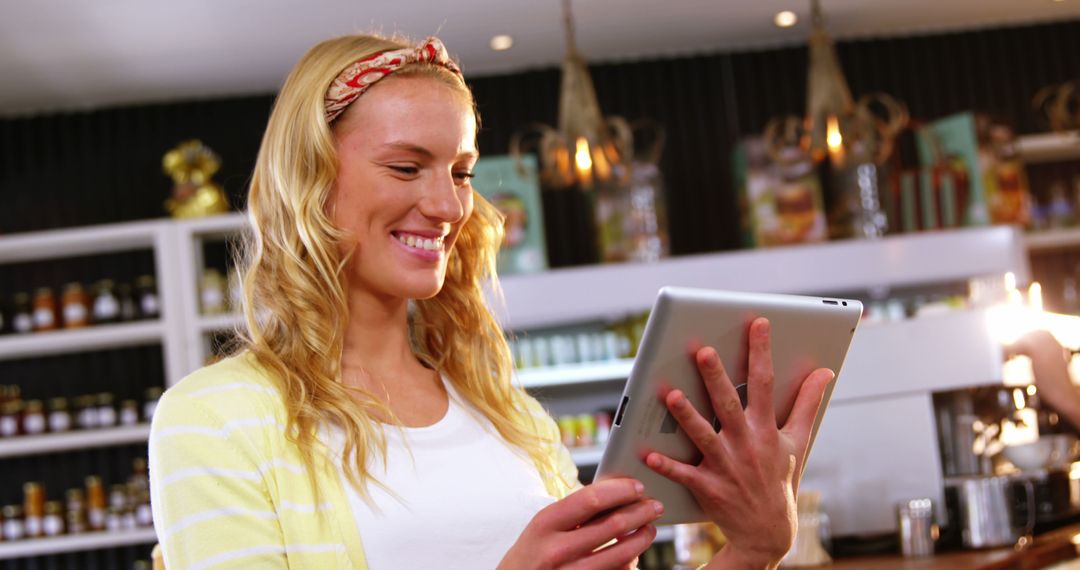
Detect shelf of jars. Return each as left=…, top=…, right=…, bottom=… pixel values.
left=0, top=527, right=158, bottom=560
left=0, top=320, right=165, bottom=362
left=0, top=424, right=152, bottom=460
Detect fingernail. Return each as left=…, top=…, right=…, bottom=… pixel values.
left=653, top=501, right=665, bottom=515
left=705, top=349, right=720, bottom=368
left=759, top=319, right=771, bottom=336
left=634, top=481, right=645, bottom=495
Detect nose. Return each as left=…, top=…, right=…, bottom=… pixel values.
left=419, top=170, right=465, bottom=223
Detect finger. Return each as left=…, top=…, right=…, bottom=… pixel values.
left=781, top=368, right=834, bottom=440
left=565, top=524, right=656, bottom=570
left=538, top=478, right=645, bottom=531
left=695, top=347, right=748, bottom=441
left=645, top=451, right=703, bottom=490
left=746, top=317, right=777, bottom=427
left=570, top=499, right=663, bottom=557
left=665, top=389, right=726, bottom=456
left=781, top=368, right=834, bottom=477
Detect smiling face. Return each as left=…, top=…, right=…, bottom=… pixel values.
left=328, top=74, right=477, bottom=304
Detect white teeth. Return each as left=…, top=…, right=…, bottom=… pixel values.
left=396, top=233, right=443, bottom=252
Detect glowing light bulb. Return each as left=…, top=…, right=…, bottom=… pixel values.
left=574, top=137, right=594, bottom=189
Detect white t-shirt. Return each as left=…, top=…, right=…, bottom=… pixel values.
left=328, top=380, right=556, bottom=570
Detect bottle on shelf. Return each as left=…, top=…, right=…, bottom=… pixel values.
left=2, top=505, right=25, bottom=541
left=117, top=282, right=138, bottom=322
left=61, top=282, right=91, bottom=329
left=23, top=482, right=45, bottom=539
left=65, top=488, right=87, bottom=534
left=144, top=387, right=162, bottom=422
left=120, top=399, right=140, bottom=426
left=11, top=292, right=33, bottom=334
left=136, top=275, right=160, bottom=319
left=31, top=287, right=58, bottom=332
left=129, top=458, right=153, bottom=527
left=0, top=400, right=22, bottom=438
left=48, top=397, right=72, bottom=432
left=22, top=400, right=46, bottom=435
left=42, top=501, right=64, bottom=537
left=92, top=280, right=121, bottom=325
left=200, top=268, right=228, bottom=315
left=75, top=395, right=99, bottom=430
left=86, top=476, right=107, bottom=531
left=96, top=393, right=117, bottom=427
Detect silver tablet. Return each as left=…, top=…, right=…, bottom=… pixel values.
left=594, top=287, right=862, bottom=525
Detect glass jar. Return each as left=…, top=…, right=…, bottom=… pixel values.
left=92, top=280, right=120, bottom=325
left=23, top=482, right=45, bottom=538
left=32, top=287, right=58, bottom=332
left=48, top=397, right=72, bottom=432
left=96, top=393, right=116, bottom=427
left=85, top=476, right=106, bottom=531
left=117, top=283, right=138, bottom=321
left=120, top=400, right=140, bottom=426
left=42, top=501, right=64, bottom=537
left=60, top=282, right=90, bottom=328
left=75, top=395, right=99, bottom=430
left=136, top=275, right=160, bottom=319
left=1, top=505, right=25, bottom=541
left=144, top=388, right=162, bottom=422
left=22, top=400, right=45, bottom=435
left=65, top=489, right=87, bottom=534
left=0, top=401, right=23, bottom=438
left=200, top=268, right=227, bottom=315
left=11, top=292, right=33, bottom=334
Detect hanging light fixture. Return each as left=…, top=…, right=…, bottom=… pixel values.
left=764, top=0, right=908, bottom=167
left=763, top=0, right=908, bottom=240
left=510, top=0, right=632, bottom=190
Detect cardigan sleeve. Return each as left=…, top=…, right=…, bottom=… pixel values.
left=149, top=389, right=290, bottom=569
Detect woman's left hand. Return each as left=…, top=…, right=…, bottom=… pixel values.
left=644, top=317, right=835, bottom=569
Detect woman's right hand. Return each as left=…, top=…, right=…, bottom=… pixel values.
left=498, top=478, right=662, bottom=570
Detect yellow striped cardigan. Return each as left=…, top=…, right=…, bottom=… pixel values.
left=149, top=352, right=581, bottom=569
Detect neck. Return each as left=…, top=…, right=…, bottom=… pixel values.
left=340, top=287, right=420, bottom=387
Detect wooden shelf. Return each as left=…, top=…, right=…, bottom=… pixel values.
left=0, top=321, right=164, bottom=361
left=518, top=359, right=634, bottom=389
left=0, top=424, right=151, bottom=459
left=0, top=527, right=158, bottom=560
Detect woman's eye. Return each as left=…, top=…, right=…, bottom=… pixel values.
left=388, top=165, right=419, bottom=176
left=453, top=171, right=476, bottom=183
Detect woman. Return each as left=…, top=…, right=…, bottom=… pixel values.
left=149, top=33, right=836, bottom=570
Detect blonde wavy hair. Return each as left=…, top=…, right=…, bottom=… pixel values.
left=236, top=33, right=556, bottom=495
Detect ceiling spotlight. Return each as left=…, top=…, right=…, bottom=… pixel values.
left=490, top=34, right=514, bottom=51
left=774, top=10, right=798, bottom=28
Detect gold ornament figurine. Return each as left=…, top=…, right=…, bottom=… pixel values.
left=163, top=140, right=230, bottom=218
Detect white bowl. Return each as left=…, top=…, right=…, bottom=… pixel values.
left=1002, top=439, right=1055, bottom=471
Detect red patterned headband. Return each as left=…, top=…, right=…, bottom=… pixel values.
left=324, top=36, right=463, bottom=123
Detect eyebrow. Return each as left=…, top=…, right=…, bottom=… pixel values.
left=379, top=141, right=478, bottom=161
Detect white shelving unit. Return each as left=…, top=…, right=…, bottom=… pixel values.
left=0, top=528, right=158, bottom=561
left=1017, top=130, right=1080, bottom=165
left=498, top=225, right=1029, bottom=330
left=569, top=445, right=605, bottom=467
left=173, top=212, right=248, bottom=373
left=518, top=359, right=634, bottom=389
left=0, top=218, right=188, bottom=387
left=0, top=425, right=151, bottom=460
left=1025, top=228, right=1080, bottom=253
left=0, top=321, right=165, bottom=361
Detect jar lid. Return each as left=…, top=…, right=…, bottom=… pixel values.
left=2, top=504, right=22, bottom=517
